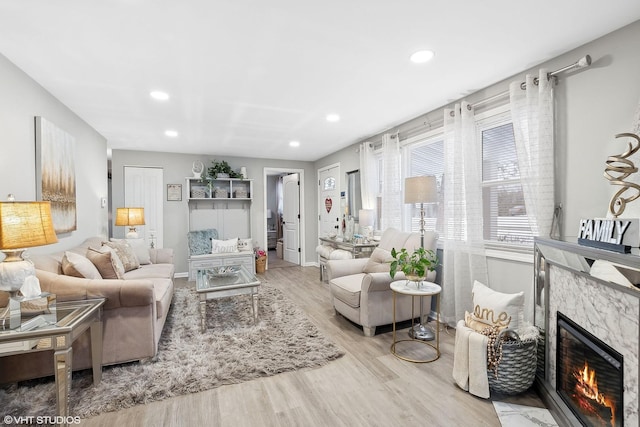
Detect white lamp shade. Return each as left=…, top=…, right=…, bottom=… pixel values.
left=404, top=176, right=437, bottom=204
left=266, top=209, right=272, bottom=219
left=358, top=209, right=375, bottom=227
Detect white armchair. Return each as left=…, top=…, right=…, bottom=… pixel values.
left=326, top=228, right=437, bottom=337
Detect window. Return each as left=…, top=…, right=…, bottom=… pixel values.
left=405, top=136, right=444, bottom=235
left=479, top=113, right=533, bottom=245
left=346, top=170, right=362, bottom=220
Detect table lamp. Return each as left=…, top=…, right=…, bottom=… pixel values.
left=404, top=176, right=438, bottom=341
left=115, top=207, right=145, bottom=238
left=0, top=201, right=58, bottom=294
left=358, top=209, right=375, bottom=240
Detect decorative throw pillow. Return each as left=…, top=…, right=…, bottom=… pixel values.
left=464, top=310, right=505, bottom=333
left=61, top=251, right=102, bottom=279
left=188, top=229, right=219, bottom=256
left=211, top=238, right=239, bottom=254
left=472, top=280, right=524, bottom=331
left=110, top=238, right=151, bottom=265
left=237, top=238, right=253, bottom=252
left=362, top=247, right=393, bottom=273
left=103, top=241, right=140, bottom=272
left=86, top=247, right=124, bottom=279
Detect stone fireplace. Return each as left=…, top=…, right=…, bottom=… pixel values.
left=534, top=238, right=639, bottom=427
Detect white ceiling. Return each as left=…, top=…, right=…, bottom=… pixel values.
left=1, top=1, right=639, bottom=162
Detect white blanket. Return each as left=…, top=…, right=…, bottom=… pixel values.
left=452, top=320, right=490, bottom=398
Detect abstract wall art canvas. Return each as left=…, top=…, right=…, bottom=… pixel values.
left=35, top=116, right=77, bottom=234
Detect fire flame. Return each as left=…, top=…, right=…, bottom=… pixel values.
left=572, top=361, right=616, bottom=426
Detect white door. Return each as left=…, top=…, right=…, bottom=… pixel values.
left=124, top=166, right=164, bottom=248
left=318, top=164, right=341, bottom=238
left=282, top=173, right=300, bottom=264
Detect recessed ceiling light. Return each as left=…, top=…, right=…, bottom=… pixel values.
left=289, top=140, right=300, bottom=147
left=410, top=50, right=435, bottom=64
left=326, top=113, right=340, bottom=122
left=165, top=130, right=178, bottom=137
left=150, top=91, right=170, bottom=101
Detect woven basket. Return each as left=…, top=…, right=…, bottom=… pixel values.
left=214, top=189, right=228, bottom=198
left=487, top=329, right=538, bottom=395
left=234, top=190, right=248, bottom=198
left=190, top=188, right=206, bottom=198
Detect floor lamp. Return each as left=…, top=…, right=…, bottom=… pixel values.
left=404, top=176, right=438, bottom=340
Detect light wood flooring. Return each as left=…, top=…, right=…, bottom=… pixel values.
left=80, top=265, right=545, bottom=427
left=267, top=249, right=297, bottom=269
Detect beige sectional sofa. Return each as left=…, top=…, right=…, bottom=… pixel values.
left=0, top=237, right=175, bottom=384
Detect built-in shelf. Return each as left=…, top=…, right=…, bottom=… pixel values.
left=185, top=177, right=255, bottom=278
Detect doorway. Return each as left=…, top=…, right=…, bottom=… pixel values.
left=263, top=167, right=305, bottom=269
left=123, top=166, right=163, bottom=248
left=318, top=163, right=341, bottom=238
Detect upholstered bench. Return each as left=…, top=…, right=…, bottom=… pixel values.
left=187, top=228, right=255, bottom=280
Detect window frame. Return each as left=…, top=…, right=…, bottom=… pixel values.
left=475, top=104, right=534, bottom=251
left=401, top=129, right=445, bottom=235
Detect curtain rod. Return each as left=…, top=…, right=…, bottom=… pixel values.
left=469, top=54, right=592, bottom=111
left=380, top=54, right=593, bottom=141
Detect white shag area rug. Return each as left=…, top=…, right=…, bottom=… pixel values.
left=0, top=285, right=344, bottom=418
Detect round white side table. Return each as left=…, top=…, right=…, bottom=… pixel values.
left=390, top=280, right=441, bottom=363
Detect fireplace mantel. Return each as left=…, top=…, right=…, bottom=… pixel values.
left=534, top=238, right=639, bottom=427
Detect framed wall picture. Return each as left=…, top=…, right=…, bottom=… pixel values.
left=167, top=184, right=182, bottom=201
left=35, top=116, right=77, bottom=234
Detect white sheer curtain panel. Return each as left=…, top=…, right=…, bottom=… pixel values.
left=510, top=69, right=555, bottom=237
left=442, top=102, right=488, bottom=325
left=359, top=142, right=377, bottom=210
left=381, top=134, right=402, bottom=230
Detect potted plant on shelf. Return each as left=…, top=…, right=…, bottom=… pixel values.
left=208, top=159, right=240, bottom=179
left=389, top=247, right=438, bottom=282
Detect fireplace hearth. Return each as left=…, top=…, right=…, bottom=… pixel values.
left=557, top=312, right=623, bottom=427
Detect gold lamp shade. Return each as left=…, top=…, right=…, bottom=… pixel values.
left=0, top=201, right=58, bottom=255
left=0, top=201, right=58, bottom=292
left=115, top=207, right=145, bottom=238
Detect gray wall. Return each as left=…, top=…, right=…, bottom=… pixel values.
left=314, top=20, right=640, bottom=321
left=313, top=144, right=361, bottom=215
left=0, top=53, right=108, bottom=257
left=110, top=150, right=316, bottom=274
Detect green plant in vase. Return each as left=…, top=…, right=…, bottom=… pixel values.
left=208, top=159, right=240, bottom=179
left=389, top=247, right=438, bottom=283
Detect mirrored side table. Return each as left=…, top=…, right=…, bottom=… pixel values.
left=0, top=298, right=105, bottom=423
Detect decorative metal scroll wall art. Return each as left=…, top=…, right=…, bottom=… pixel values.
left=604, top=132, right=640, bottom=217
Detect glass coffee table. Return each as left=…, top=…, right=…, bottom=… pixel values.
left=195, top=264, right=260, bottom=332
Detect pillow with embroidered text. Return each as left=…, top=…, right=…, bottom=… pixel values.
left=237, top=238, right=253, bottom=252
left=211, top=238, right=239, bottom=254
left=471, top=280, right=524, bottom=332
